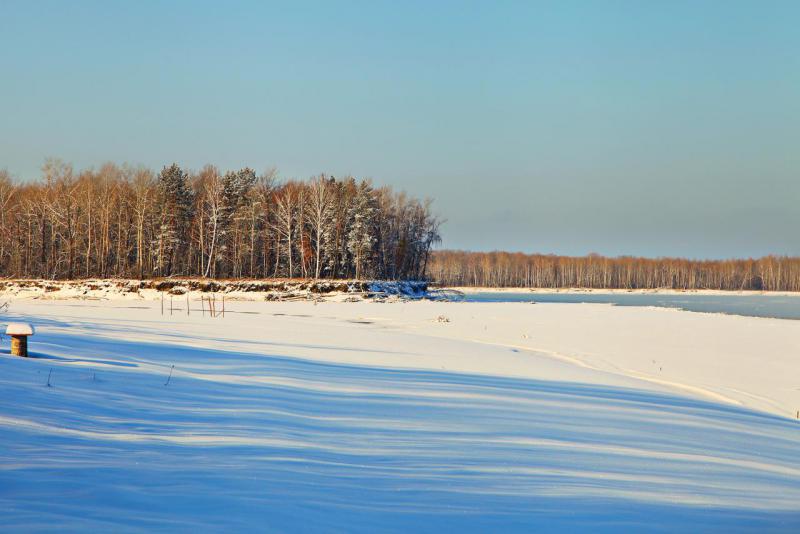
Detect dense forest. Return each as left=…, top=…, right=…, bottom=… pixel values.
left=0, top=160, right=441, bottom=280
left=429, top=250, right=800, bottom=291
left=3, top=161, right=798, bottom=291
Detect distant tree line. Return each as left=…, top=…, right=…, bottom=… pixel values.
left=0, top=160, right=440, bottom=280
left=429, top=250, right=800, bottom=291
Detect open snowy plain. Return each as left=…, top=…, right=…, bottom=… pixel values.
left=2, top=297, right=800, bottom=531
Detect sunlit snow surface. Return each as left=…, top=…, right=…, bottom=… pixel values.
left=1, top=304, right=799, bottom=532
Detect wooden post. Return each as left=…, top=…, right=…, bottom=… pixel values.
left=10, top=335, right=28, bottom=357
left=222, top=294, right=225, bottom=318
left=187, top=295, right=190, bottom=316
left=161, top=292, right=164, bottom=315
left=6, top=323, right=34, bottom=357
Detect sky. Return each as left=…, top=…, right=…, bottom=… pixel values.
left=1, top=0, right=798, bottom=258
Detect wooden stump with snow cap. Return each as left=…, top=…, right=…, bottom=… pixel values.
left=5, top=323, right=34, bottom=357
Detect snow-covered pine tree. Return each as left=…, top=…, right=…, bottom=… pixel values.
left=346, top=180, right=376, bottom=280
left=219, top=168, right=256, bottom=276
left=154, top=163, right=194, bottom=276
left=220, top=168, right=256, bottom=227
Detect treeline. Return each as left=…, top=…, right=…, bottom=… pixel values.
left=0, top=160, right=440, bottom=280
left=429, top=250, right=800, bottom=291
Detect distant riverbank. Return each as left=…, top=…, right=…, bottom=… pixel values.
left=447, top=286, right=800, bottom=297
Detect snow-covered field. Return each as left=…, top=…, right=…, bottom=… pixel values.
left=2, top=298, right=800, bottom=531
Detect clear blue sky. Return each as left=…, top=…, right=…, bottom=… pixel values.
left=1, top=0, right=798, bottom=258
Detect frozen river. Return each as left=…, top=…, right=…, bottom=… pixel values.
left=463, top=291, right=800, bottom=320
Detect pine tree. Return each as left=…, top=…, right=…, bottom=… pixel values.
left=218, top=168, right=256, bottom=275
left=154, top=163, right=193, bottom=275
left=346, top=180, right=376, bottom=280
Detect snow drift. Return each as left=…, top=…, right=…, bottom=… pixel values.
left=1, top=300, right=799, bottom=531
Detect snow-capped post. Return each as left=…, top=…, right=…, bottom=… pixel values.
left=5, top=323, right=34, bottom=357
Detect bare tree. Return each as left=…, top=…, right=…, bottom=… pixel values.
left=306, top=175, right=333, bottom=279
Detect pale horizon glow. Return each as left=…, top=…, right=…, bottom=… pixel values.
left=1, top=0, right=798, bottom=259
